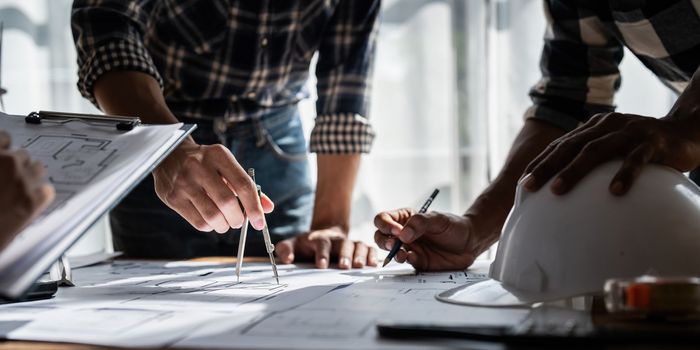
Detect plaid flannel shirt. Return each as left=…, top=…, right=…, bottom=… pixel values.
left=528, top=0, right=700, bottom=131
left=71, top=0, right=379, bottom=154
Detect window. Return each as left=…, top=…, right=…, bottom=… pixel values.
left=0, top=0, right=107, bottom=256
left=0, top=0, right=678, bottom=258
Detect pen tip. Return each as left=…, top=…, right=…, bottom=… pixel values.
left=382, top=258, right=391, bottom=268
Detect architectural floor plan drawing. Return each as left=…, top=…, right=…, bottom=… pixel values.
left=18, top=134, right=120, bottom=221
left=22, top=135, right=117, bottom=185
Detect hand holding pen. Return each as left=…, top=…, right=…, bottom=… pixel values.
left=373, top=189, right=488, bottom=271
left=382, top=189, right=439, bottom=267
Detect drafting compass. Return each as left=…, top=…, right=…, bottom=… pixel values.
left=0, top=22, right=7, bottom=111
left=235, top=168, right=280, bottom=284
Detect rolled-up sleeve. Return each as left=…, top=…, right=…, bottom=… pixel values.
left=526, top=1, right=624, bottom=132
left=71, top=0, right=162, bottom=107
left=311, top=0, right=380, bottom=154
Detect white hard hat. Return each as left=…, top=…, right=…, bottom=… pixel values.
left=438, top=161, right=700, bottom=307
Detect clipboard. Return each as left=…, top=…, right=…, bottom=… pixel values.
left=0, top=111, right=196, bottom=301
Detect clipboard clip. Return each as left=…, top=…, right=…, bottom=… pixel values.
left=25, top=110, right=141, bottom=131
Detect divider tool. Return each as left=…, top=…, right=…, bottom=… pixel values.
left=235, top=168, right=280, bottom=284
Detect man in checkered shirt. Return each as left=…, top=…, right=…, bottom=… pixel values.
left=72, top=1, right=379, bottom=268
left=374, top=0, right=700, bottom=271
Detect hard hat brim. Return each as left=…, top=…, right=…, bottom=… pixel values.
left=437, top=279, right=548, bottom=308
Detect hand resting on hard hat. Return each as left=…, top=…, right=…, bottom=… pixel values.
left=374, top=209, right=494, bottom=271
left=523, top=112, right=700, bottom=196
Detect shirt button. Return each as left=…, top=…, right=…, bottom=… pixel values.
left=261, top=37, right=268, bottom=48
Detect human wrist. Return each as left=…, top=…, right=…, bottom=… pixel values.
left=664, top=106, right=700, bottom=139
left=310, top=212, right=350, bottom=234
left=310, top=189, right=351, bottom=234
left=312, top=155, right=358, bottom=235
left=464, top=186, right=514, bottom=242
left=664, top=92, right=700, bottom=145
left=664, top=74, right=700, bottom=136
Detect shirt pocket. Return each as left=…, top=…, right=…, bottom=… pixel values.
left=151, top=0, right=230, bottom=55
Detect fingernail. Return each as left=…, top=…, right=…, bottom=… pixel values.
left=252, top=218, right=265, bottom=230
left=319, top=258, right=328, bottom=269
left=385, top=239, right=394, bottom=250
left=339, top=257, right=351, bottom=268
left=610, top=181, right=624, bottom=195
left=354, top=259, right=364, bottom=268
left=551, top=178, right=564, bottom=193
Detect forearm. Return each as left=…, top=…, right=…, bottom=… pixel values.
left=667, top=68, right=700, bottom=124
left=93, top=71, right=179, bottom=125
left=311, top=154, right=360, bottom=233
left=465, top=119, right=566, bottom=238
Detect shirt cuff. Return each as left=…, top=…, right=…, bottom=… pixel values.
left=310, top=113, right=375, bottom=154
left=77, top=39, right=163, bottom=107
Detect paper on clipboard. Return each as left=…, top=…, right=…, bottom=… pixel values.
left=0, top=112, right=194, bottom=300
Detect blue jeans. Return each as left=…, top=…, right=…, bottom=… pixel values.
left=110, top=106, right=314, bottom=258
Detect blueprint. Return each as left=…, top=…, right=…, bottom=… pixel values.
left=21, top=135, right=117, bottom=217
left=10, top=121, right=143, bottom=218
left=0, top=259, right=529, bottom=349
left=0, top=113, right=190, bottom=299
left=22, top=135, right=116, bottom=185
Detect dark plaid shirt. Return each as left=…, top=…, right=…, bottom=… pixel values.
left=528, top=0, right=700, bottom=131
left=71, top=0, right=379, bottom=153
